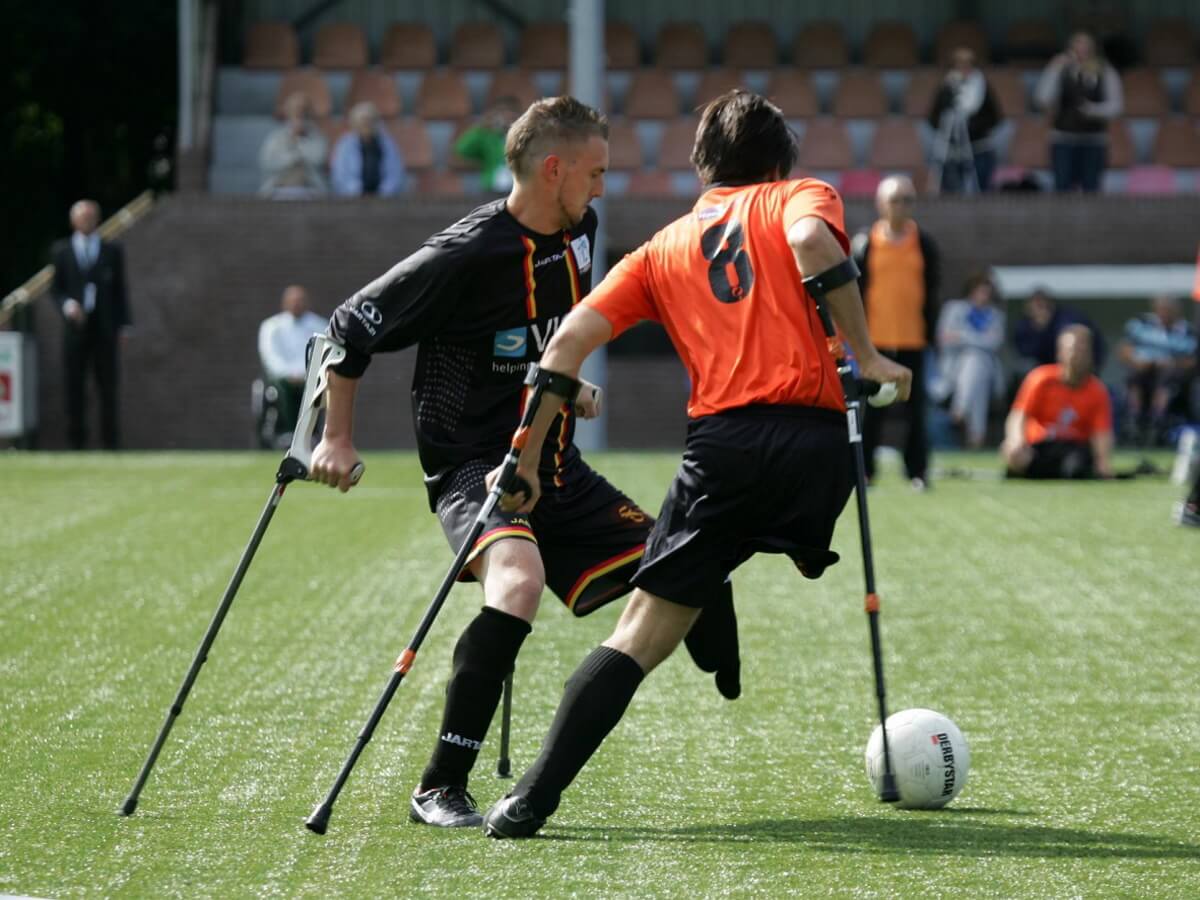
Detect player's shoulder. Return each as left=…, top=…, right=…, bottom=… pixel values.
left=423, top=198, right=511, bottom=256
left=1025, top=364, right=1059, bottom=388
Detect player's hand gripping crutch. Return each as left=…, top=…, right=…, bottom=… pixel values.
left=118, top=335, right=363, bottom=817
left=304, top=378, right=543, bottom=835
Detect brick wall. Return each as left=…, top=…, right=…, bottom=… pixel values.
left=24, top=192, right=1200, bottom=449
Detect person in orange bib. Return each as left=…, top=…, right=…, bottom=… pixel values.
left=1002, top=325, right=1114, bottom=479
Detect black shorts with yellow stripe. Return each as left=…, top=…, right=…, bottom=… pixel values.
left=433, top=455, right=652, bottom=616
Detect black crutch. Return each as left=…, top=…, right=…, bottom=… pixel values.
left=496, top=671, right=514, bottom=778
left=119, top=336, right=362, bottom=816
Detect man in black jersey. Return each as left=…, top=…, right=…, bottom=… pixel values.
left=310, top=97, right=739, bottom=829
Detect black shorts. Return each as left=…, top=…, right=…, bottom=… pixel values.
left=433, top=456, right=652, bottom=616
left=632, top=405, right=854, bottom=609
left=1020, top=440, right=1096, bottom=479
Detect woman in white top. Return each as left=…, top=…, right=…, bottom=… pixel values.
left=935, top=273, right=1006, bottom=449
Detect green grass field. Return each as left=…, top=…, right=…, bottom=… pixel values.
left=2, top=451, right=1198, bottom=898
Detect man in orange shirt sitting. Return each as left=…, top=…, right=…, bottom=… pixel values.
left=1002, top=325, right=1113, bottom=479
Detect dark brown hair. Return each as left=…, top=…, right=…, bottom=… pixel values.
left=690, top=90, right=797, bottom=186
left=504, top=96, right=609, bottom=179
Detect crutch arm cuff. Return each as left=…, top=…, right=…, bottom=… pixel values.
left=801, top=257, right=861, bottom=300
left=524, top=363, right=582, bottom=404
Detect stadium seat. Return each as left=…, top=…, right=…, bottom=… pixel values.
left=273, top=69, right=333, bottom=118
left=863, top=22, right=920, bottom=68
left=1121, top=69, right=1170, bottom=117
left=902, top=68, right=941, bottom=117
left=416, top=170, right=466, bottom=194
left=415, top=70, right=472, bottom=119
left=1144, top=19, right=1195, bottom=68
left=1007, top=117, right=1050, bottom=169
left=767, top=70, right=820, bottom=117
left=380, top=23, right=437, bottom=69
left=451, top=22, right=505, bottom=68
left=868, top=118, right=926, bottom=170
left=1003, top=19, right=1058, bottom=63
left=655, top=22, right=708, bottom=69
left=387, top=118, right=434, bottom=171
left=1152, top=117, right=1200, bottom=166
left=1125, top=165, right=1178, bottom=194
left=840, top=169, right=884, bottom=197
left=606, top=21, right=640, bottom=69
left=606, top=118, right=644, bottom=171
left=1107, top=119, right=1137, bottom=169
left=796, top=118, right=853, bottom=170
left=792, top=21, right=848, bottom=68
left=984, top=67, right=1029, bottom=117
left=624, top=69, right=681, bottom=118
left=934, top=20, right=991, bottom=66
left=243, top=22, right=299, bottom=69
left=724, top=22, right=778, bottom=69
left=625, top=170, right=675, bottom=196
left=485, top=69, right=541, bottom=110
left=313, top=23, right=369, bottom=69
left=832, top=70, right=888, bottom=117
left=694, top=69, right=745, bottom=107
left=659, top=118, right=698, bottom=170
left=346, top=70, right=402, bottom=118
left=518, top=21, right=568, bottom=69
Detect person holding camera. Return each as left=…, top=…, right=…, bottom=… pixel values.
left=928, top=47, right=1002, bottom=193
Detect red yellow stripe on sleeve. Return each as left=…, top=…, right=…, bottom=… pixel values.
left=552, top=402, right=570, bottom=487
left=521, top=236, right=538, bottom=319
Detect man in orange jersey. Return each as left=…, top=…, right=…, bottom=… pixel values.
left=481, top=90, right=912, bottom=838
left=852, top=175, right=941, bottom=489
left=1002, top=325, right=1114, bottom=479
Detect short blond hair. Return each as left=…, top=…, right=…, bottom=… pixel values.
left=504, top=97, right=608, bottom=180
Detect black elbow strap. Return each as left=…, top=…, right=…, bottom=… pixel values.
left=801, top=257, right=860, bottom=301
left=525, top=363, right=582, bottom=403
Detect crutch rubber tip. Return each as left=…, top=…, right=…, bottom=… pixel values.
left=118, top=796, right=138, bottom=816
left=497, top=759, right=512, bottom=778
left=305, top=806, right=332, bottom=834
left=879, top=774, right=900, bottom=803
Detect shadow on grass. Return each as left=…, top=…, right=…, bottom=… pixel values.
left=545, top=815, right=1200, bottom=860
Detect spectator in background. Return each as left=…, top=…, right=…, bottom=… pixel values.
left=51, top=200, right=131, bottom=450
left=928, top=47, right=1003, bottom=193
left=455, top=96, right=521, bottom=193
left=1176, top=463, right=1200, bottom=529
left=259, top=92, right=328, bottom=198
left=1118, top=295, right=1197, bottom=446
left=852, top=175, right=940, bottom=490
left=258, top=285, right=327, bottom=443
left=934, top=272, right=1006, bottom=449
left=1013, top=287, right=1107, bottom=376
left=1003, top=326, right=1113, bottom=479
left=331, top=102, right=405, bottom=197
left=1034, top=32, right=1123, bottom=193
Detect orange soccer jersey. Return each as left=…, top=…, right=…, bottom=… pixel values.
left=585, top=179, right=848, bottom=418
left=1012, top=364, right=1112, bottom=445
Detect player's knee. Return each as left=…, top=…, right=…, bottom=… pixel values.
left=484, top=563, right=544, bottom=621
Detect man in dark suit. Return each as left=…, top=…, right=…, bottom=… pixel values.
left=51, top=199, right=131, bottom=449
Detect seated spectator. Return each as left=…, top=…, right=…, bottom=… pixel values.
left=1002, top=326, right=1113, bottom=479
left=1034, top=32, right=1123, bottom=193
left=1176, top=459, right=1200, bottom=529
left=1013, top=287, right=1107, bottom=375
left=928, top=47, right=1002, bottom=193
left=454, top=96, right=521, bottom=193
left=331, top=102, right=405, bottom=197
left=259, top=93, right=328, bottom=198
left=258, top=285, right=327, bottom=445
left=1118, top=295, right=1198, bottom=446
left=934, top=272, right=1005, bottom=448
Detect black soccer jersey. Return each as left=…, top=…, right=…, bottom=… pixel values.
left=328, top=199, right=597, bottom=493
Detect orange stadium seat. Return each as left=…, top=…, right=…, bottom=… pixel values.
left=934, top=20, right=990, bottom=66
left=767, top=70, right=820, bottom=118
left=868, top=118, right=926, bottom=169
left=1152, top=117, right=1200, bottom=166
left=346, top=70, right=402, bottom=118
left=380, top=23, right=437, bottom=69
left=1186, top=73, right=1200, bottom=116
left=656, top=22, right=709, bottom=69
left=1144, top=19, right=1195, bottom=67
left=387, top=118, right=434, bottom=171
left=902, top=68, right=941, bottom=117
left=313, top=23, right=369, bottom=69
left=796, top=118, right=853, bottom=170
left=832, top=70, right=888, bottom=117
left=1121, top=69, right=1169, bottom=117
left=415, top=70, right=472, bottom=119
left=485, top=69, right=541, bottom=110
left=984, top=67, right=1029, bottom=117
left=659, top=118, right=699, bottom=169
left=840, top=169, right=883, bottom=196
left=1106, top=119, right=1136, bottom=168
left=694, top=69, right=745, bottom=107
left=606, top=119, right=645, bottom=171
left=1004, top=19, right=1058, bottom=62
left=243, top=22, right=299, bottom=69
left=274, top=69, right=333, bottom=118
left=863, top=22, right=920, bottom=68
left=1007, top=117, right=1050, bottom=169
left=606, top=22, right=640, bottom=69
left=792, top=21, right=849, bottom=68
left=624, top=69, right=680, bottom=118
left=417, top=171, right=466, bottom=194
left=625, top=170, right=675, bottom=195
left=519, top=21, right=568, bottom=69
left=451, top=22, right=505, bottom=68
left=724, top=22, right=778, bottom=68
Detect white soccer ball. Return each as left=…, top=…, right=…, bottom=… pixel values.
left=864, top=708, right=970, bottom=809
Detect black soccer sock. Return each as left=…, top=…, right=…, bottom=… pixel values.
left=1188, top=468, right=1200, bottom=509
left=419, top=607, right=531, bottom=791
left=683, top=581, right=741, bottom=700
left=515, top=645, right=645, bottom=818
